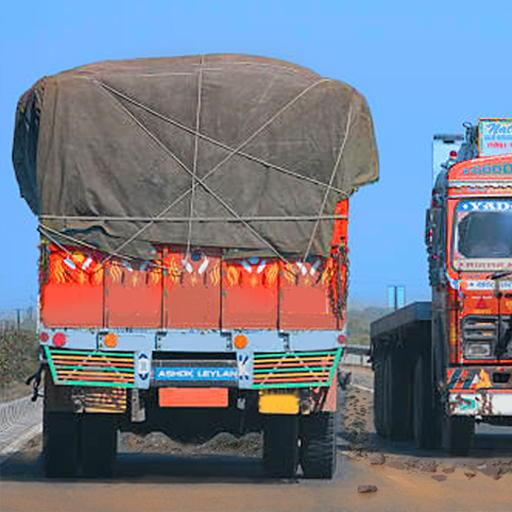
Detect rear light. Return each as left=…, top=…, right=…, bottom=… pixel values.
left=104, top=332, right=118, bottom=348
left=52, top=332, right=66, bottom=347
left=337, top=334, right=346, bottom=345
left=450, top=150, right=457, bottom=158
left=39, top=332, right=49, bottom=343
left=234, top=334, right=248, bottom=349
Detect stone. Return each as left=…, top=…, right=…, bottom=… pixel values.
left=464, top=470, right=477, bottom=479
left=369, top=453, right=386, bottom=465
left=386, top=460, right=406, bottom=470
left=419, top=460, right=438, bottom=473
left=442, top=466, right=456, bottom=474
left=358, top=485, right=378, bottom=494
left=431, top=475, right=447, bottom=482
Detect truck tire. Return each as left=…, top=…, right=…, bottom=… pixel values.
left=373, top=360, right=385, bottom=436
left=382, top=350, right=412, bottom=440
left=263, top=415, right=299, bottom=478
left=300, top=412, right=337, bottom=479
left=43, top=411, right=79, bottom=478
left=442, top=415, right=474, bottom=456
left=81, top=414, right=118, bottom=477
left=412, top=354, right=438, bottom=449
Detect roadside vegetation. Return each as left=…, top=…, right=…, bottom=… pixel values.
left=0, top=330, right=39, bottom=400
left=346, top=306, right=387, bottom=345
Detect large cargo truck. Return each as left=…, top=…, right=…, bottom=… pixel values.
left=371, top=120, right=512, bottom=454
left=12, top=55, right=378, bottom=478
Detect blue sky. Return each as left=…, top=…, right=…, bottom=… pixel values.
left=1, top=0, right=511, bottom=311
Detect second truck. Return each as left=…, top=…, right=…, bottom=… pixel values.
left=371, top=119, right=512, bottom=454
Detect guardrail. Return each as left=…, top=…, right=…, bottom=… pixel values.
left=342, top=344, right=371, bottom=367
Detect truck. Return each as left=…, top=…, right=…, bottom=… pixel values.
left=371, top=120, right=512, bottom=454
left=12, top=54, right=379, bottom=478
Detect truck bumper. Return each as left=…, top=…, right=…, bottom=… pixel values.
left=41, top=329, right=342, bottom=391
left=448, top=390, right=512, bottom=416
left=447, top=366, right=512, bottom=416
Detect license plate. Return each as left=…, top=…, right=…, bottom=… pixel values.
left=153, top=366, right=237, bottom=383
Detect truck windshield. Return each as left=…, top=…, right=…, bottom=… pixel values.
left=452, top=200, right=512, bottom=271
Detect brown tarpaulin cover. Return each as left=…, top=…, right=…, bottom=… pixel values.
left=13, top=54, right=378, bottom=259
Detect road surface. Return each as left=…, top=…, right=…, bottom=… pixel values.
left=1, top=367, right=511, bottom=512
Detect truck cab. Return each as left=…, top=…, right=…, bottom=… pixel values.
left=372, top=119, right=512, bottom=454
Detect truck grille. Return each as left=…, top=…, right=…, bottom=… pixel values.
left=463, top=316, right=498, bottom=343
left=462, top=315, right=512, bottom=359
left=45, top=347, right=135, bottom=388
left=251, top=348, right=342, bottom=389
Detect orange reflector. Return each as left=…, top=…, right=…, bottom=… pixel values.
left=159, top=388, right=228, bottom=407
left=104, top=332, right=118, bottom=348
left=234, top=334, right=248, bottom=349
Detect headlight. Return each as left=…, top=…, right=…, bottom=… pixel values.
left=465, top=342, right=492, bottom=358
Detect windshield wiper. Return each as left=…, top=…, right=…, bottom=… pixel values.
left=489, top=270, right=512, bottom=280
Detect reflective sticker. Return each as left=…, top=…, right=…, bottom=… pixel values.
left=310, top=259, right=321, bottom=276
left=182, top=259, right=193, bottom=273
left=238, top=354, right=250, bottom=381
left=242, top=261, right=253, bottom=273
left=198, top=258, right=209, bottom=275
left=248, top=256, right=260, bottom=265
left=137, top=353, right=150, bottom=381
left=82, top=257, right=92, bottom=270
left=297, top=262, right=307, bottom=276
left=256, top=260, right=266, bottom=274
left=64, top=258, right=77, bottom=270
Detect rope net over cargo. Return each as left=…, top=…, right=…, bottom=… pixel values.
left=13, top=54, right=379, bottom=262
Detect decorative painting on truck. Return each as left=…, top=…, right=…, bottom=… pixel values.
left=479, top=119, right=512, bottom=157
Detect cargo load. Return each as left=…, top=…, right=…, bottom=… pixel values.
left=13, top=54, right=378, bottom=259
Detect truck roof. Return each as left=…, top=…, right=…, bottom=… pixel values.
left=370, top=301, right=431, bottom=340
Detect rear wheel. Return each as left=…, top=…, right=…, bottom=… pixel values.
left=382, top=351, right=412, bottom=440
left=442, top=414, right=474, bottom=456
left=300, top=412, right=337, bottom=479
left=81, top=414, right=118, bottom=477
left=413, top=354, right=438, bottom=449
left=263, top=415, right=299, bottom=478
left=43, top=411, right=79, bottom=478
left=373, top=360, right=385, bottom=436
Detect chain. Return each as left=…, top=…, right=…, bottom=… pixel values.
left=329, top=242, right=349, bottom=321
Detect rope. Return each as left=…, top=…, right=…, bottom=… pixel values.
left=99, top=79, right=331, bottom=264
left=38, top=224, right=166, bottom=271
left=40, top=214, right=348, bottom=222
left=186, top=55, right=204, bottom=257
left=99, top=90, right=289, bottom=264
left=303, top=100, right=354, bottom=261
left=98, top=80, right=347, bottom=196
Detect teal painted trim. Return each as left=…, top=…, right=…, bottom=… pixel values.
left=44, top=345, right=60, bottom=384
left=55, top=379, right=135, bottom=388
left=252, top=381, right=329, bottom=390
left=254, top=350, right=337, bottom=358
left=55, top=364, right=133, bottom=373
left=326, top=347, right=343, bottom=387
left=253, top=367, right=330, bottom=373
left=50, top=348, right=134, bottom=358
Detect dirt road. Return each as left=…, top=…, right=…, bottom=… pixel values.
left=1, top=367, right=512, bottom=512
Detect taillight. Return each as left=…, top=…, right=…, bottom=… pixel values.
left=234, top=334, right=248, bottom=349
left=337, top=334, right=346, bottom=345
left=39, top=332, right=49, bottom=343
left=52, top=332, right=66, bottom=347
